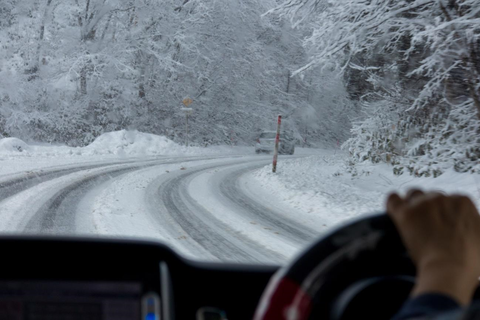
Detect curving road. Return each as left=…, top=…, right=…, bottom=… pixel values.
left=0, top=154, right=321, bottom=264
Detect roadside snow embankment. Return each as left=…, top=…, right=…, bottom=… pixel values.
left=252, top=153, right=480, bottom=227
left=0, top=130, right=243, bottom=160
left=82, top=130, right=186, bottom=156
left=0, top=130, right=246, bottom=176
left=0, top=138, right=30, bottom=154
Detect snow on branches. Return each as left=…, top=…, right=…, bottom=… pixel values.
left=0, top=0, right=350, bottom=147
left=271, top=0, right=480, bottom=176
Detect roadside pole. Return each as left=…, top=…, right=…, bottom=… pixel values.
left=181, top=107, right=193, bottom=147
left=181, top=98, right=193, bottom=147
left=272, top=115, right=282, bottom=173
left=186, top=112, right=189, bottom=147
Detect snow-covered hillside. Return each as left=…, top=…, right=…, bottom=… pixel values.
left=271, top=0, right=480, bottom=176
left=0, top=0, right=351, bottom=147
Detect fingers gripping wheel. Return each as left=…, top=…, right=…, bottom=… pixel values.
left=254, top=214, right=416, bottom=320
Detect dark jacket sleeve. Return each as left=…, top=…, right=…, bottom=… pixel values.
left=392, top=293, right=461, bottom=320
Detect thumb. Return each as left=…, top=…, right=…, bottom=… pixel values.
left=387, top=193, right=406, bottom=218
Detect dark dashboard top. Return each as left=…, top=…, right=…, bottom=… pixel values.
left=0, top=236, right=279, bottom=320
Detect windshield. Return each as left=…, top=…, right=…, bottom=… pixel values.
left=259, top=133, right=277, bottom=139
left=0, top=0, right=478, bottom=265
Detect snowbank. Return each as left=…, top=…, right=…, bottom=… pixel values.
left=0, top=138, right=30, bottom=153
left=0, top=130, right=245, bottom=159
left=252, top=153, right=480, bottom=228
left=82, top=130, right=186, bottom=156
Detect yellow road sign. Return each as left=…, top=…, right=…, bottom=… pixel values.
left=182, top=98, right=193, bottom=107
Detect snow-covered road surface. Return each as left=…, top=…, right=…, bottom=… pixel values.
left=3, top=130, right=476, bottom=265
left=0, top=154, right=321, bottom=264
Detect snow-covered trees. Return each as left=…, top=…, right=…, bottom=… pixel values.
left=0, top=0, right=350, bottom=147
left=271, top=0, right=480, bottom=175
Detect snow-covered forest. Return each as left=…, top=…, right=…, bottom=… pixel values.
left=1, top=0, right=479, bottom=176
left=0, top=0, right=351, bottom=148
left=271, top=0, right=480, bottom=176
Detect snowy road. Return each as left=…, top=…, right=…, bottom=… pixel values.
left=0, top=154, right=320, bottom=264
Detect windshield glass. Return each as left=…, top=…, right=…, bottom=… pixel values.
left=0, top=0, right=478, bottom=265
left=259, top=133, right=277, bottom=139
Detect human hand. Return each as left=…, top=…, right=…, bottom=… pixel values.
left=387, top=190, right=480, bottom=305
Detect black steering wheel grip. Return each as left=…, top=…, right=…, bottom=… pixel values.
left=254, top=213, right=416, bottom=320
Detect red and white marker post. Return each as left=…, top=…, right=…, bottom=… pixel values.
left=272, top=115, right=282, bottom=173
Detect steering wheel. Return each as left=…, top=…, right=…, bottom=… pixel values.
left=254, top=213, right=416, bottom=320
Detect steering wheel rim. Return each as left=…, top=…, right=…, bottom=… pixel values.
left=254, top=213, right=415, bottom=320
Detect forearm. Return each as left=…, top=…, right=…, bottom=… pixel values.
left=392, top=293, right=461, bottom=320
left=413, top=261, right=477, bottom=306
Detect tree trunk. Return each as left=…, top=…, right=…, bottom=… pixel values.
left=79, top=0, right=95, bottom=96
left=470, top=82, right=480, bottom=120
left=80, top=67, right=87, bottom=95
left=468, top=43, right=480, bottom=119
left=286, top=70, right=291, bottom=93
left=33, top=0, right=53, bottom=74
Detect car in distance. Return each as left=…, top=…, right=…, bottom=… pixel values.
left=255, top=131, right=295, bottom=155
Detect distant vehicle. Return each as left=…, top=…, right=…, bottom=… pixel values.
left=255, top=131, right=295, bottom=155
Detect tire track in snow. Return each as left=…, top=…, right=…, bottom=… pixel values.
left=184, top=159, right=318, bottom=261
left=24, top=166, right=144, bottom=234
left=0, top=158, right=161, bottom=202
left=23, top=157, right=221, bottom=234
left=218, top=163, right=318, bottom=244
left=150, top=159, right=291, bottom=264
left=149, top=160, right=285, bottom=263
left=10, top=153, right=314, bottom=264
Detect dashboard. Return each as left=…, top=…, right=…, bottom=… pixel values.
left=0, top=280, right=148, bottom=320
left=0, top=237, right=279, bottom=320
